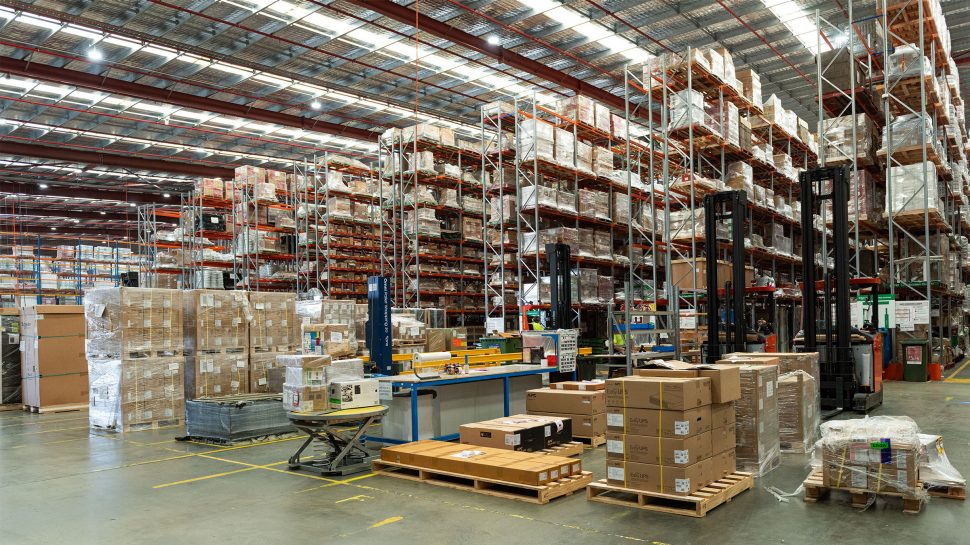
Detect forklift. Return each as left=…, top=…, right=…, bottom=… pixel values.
left=793, top=166, right=883, bottom=416
left=703, top=190, right=766, bottom=363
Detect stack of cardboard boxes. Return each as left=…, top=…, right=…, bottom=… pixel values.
left=182, top=290, right=250, bottom=399
left=280, top=355, right=371, bottom=412
left=20, top=306, right=88, bottom=410
left=381, top=440, right=582, bottom=486
left=249, top=292, right=300, bottom=394
left=601, top=365, right=739, bottom=495
left=732, top=364, right=780, bottom=475
left=719, top=352, right=820, bottom=457
left=85, top=288, right=185, bottom=431
left=525, top=381, right=607, bottom=440
left=459, top=414, right=572, bottom=452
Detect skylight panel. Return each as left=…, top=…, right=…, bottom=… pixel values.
left=760, top=0, right=830, bottom=54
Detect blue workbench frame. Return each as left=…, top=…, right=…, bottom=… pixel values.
left=366, top=366, right=575, bottom=444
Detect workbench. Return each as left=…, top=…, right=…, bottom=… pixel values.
left=368, top=364, right=574, bottom=444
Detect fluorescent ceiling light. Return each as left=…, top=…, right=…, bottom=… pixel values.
left=310, top=100, right=322, bottom=110
left=87, top=48, right=103, bottom=61
left=487, top=35, right=501, bottom=46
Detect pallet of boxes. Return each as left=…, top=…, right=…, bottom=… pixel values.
left=21, top=305, right=88, bottom=413
left=182, top=290, right=251, bottom=399
left=375, top=438, right=592, bottom=505
left=525, top=380, right=608, bottom=447
left=585, top=364, right=754, bottom=517
left=249, top=292, right=300, bottom=394
left=85, top=288, right=185, bottom=431
left=804, top=416, right=928, bottom=513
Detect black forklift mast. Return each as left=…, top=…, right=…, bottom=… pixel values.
left=546, top=242, right=573, bottom=330
left=799, top=166, right=855, bottom=413
left=704, top=190, right=747, bottom=363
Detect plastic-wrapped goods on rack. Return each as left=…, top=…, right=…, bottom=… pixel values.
left=578, top=189, right=610, bottom=221
left=880, top=113, right=938, bottom=154
left=520, top=184, right=558, bottom=212
left=668, top=89, right=721, bottom=135
left=592, top=147, right=614, bottom=178
left=813, top=416, right=926, bottom=500
left=553, top=127, right=575, bottom=169
left=886, top=44, right=933, bottom=78
left=726, top=162, right=754, bottom=194
left=196, top=177, right=224, bottom=199
left=823, top=114, right=879, bottom=166
left=463, top=217, right=483, bottom=242
left=519, top=119, right=555, bottom=163
left=886, top=162, right=943, bottom=215
left=319, top=300, right=360, bottom=354
left=462, top=195, right=482, bottom=214
left=593, top=230, right=613, bottom=261
left=737, top=68, right=762, bottom=107
left=773, top=153, right=795, bottom=181
left=824, top=171, right=885, bottom=226
left=434, top=162, right=462, bottom=179
left=556, top=95, right=595, bottom=127
left=406, top=151, right=436, bottom=176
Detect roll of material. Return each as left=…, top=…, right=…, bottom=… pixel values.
left=414, top=352, right=451, bottom=363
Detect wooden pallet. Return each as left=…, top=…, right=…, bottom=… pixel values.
left=802, top=469, right=923, bottom=514
left=539, top=441, right=585, bottom=458
left=924, top=483, right=966, bottom=500
left=22, top=403, right=88, bottom=414
left=573, top=434, right=606, bottom=448
left=586, top=472, right=754, bottom=518
left=888, top=208, right=950, bottom=233
left=372, top=460, right=593, bottom=505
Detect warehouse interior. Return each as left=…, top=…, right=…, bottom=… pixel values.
left=1, top=0, right=970, bottom=543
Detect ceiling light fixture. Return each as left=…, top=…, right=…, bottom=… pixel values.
left=87, top=48, right=103, bottom=62
left=163, top=193, right=171, bottom=198
left=50, top=227, right=56, bottom=231
left=310, top=100, right=322, bottom=110
left=100, top=211, right=106, bottom=215
left=486, top=35, right=501, bottom=46
left=38, top=183, right=48, bottom=189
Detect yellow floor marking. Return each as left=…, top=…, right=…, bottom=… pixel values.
left=369, top=516, right=403, bottom=529
left=943, top=378, right=970, bottom=384
left=945, top=358, right=970, bottom=382
left=153, top=466, right=260, bottom=489
left=946, top=396, right=954, bottom=401
left=335, top=494, right=372, bottom=504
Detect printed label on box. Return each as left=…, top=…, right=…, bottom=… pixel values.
left=607, top=413, right=623, bottom=427
left=674, top=449, right=690, bottom=464
left=674, top=421, right=690, bottom=435
left=504, top=433, right=521, bottom=446
left=607, top=466, right=624, bottom=481
left=851, top=469, right=866, bottom=489
left=550, top=469, right=559, bottom=480
left=766, top=380, right=774, bottom=398
left=331, top=332, right=343, bottom=342
left=675, top=478, right=691, bottom=493
left=539, top=471, right=548, bottom=482
left=378, top=382, right=392, bottom=401
left=607, top=439, right=624, bottom=454
left=451, top=450, right=485, bottom=459
left=258, top=378, right=267, bottom=386
left=169, top=362, right=179, bottom=371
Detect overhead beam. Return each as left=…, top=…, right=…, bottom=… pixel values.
left=4, top=206, right=178, bottom=224
left=344, top=0, right=642, bottom=118
left=0, top=56, right=376, bottom=142
left=0, top=142, right=233, bottom=178
left=0, top=181, right=180, bottom=204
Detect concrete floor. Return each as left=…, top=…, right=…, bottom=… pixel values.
left=1, top=381, right=967, bottom=545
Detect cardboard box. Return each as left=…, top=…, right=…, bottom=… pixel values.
left=733, top=365, right=779, bottom=475
left=549, top=380, right=605, bottom=391
left=283, top=383, right=328, bottom=412
left=712, top=423, right=737, bottom=455
left=720, top=352, right=820, bottom=386
left=21, top=306, right=87, bottom=408
left=635, top=361, right=741, bottom=403
left=249, top=292, right=299, bottom=351
left=328, top=378, right=378, bottom=409
left=526, top=388, right=605, bottom=415
left=711, top=402, right=736, bottom=428
left=185, top=352, right=248, bottom=399
left=712, top=449, right=737, bottom=479
left=182, top=290, right=250, bottom=353
left=88, top=356, right=185, bottom=431
left=528, top=411, right=605, bottom=437
left=606, top=431, right=712, bottom=466
left=459, top=413, right=573, bottom=451
left=605, top=376, right=711, bottom=410
left=606, top=406, right=712, bottom=438
left=778, top=371, right=818, bottom=452
left=606, top=458, right=713, bottom=495
left=84, top=288, right=183, bottom=357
